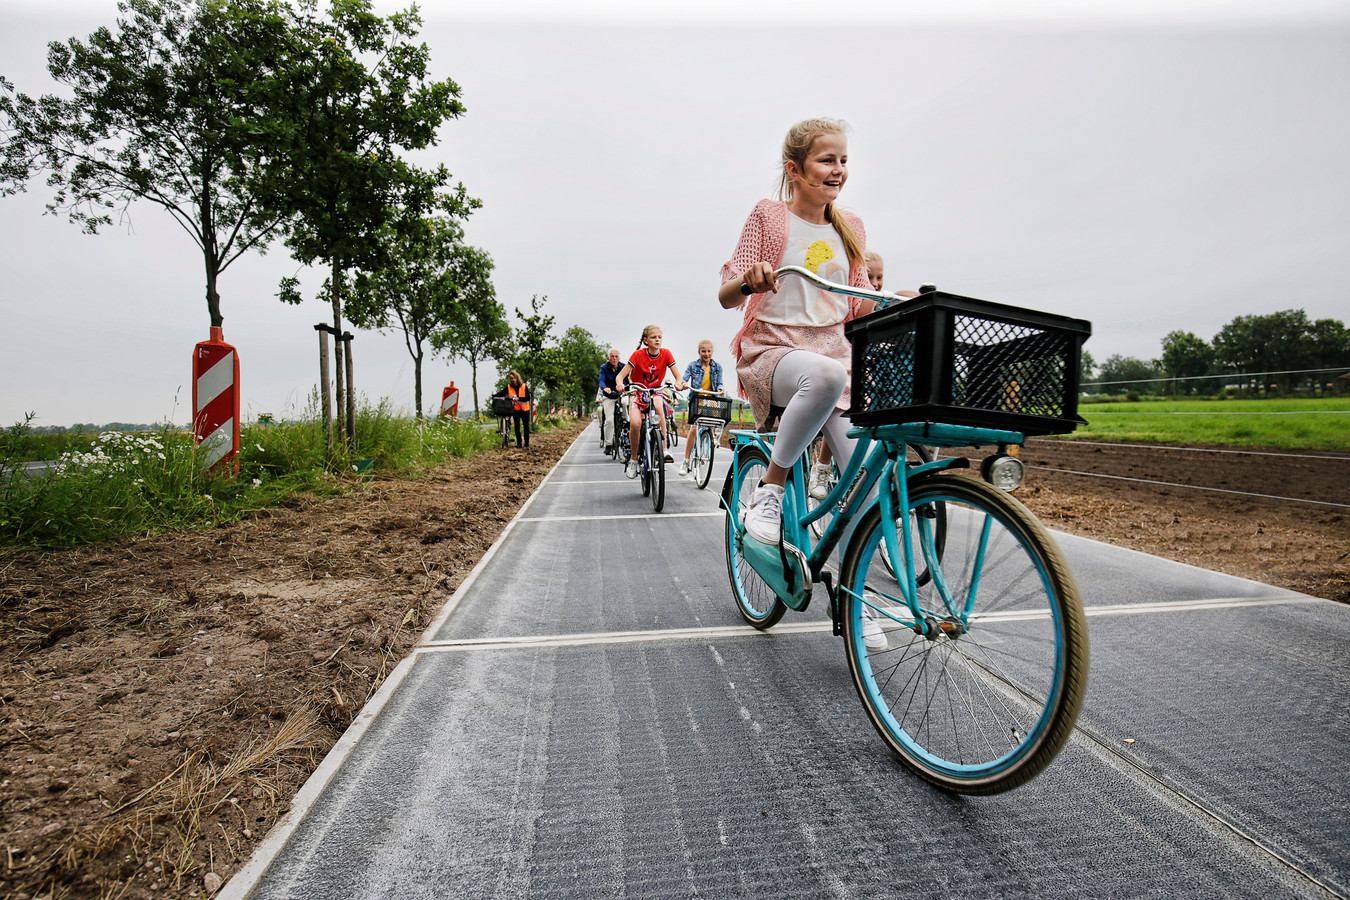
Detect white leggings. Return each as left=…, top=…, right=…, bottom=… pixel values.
left=769, top=350, right=857, bottom=472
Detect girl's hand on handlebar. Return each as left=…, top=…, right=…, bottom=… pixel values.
left=743, top=262, right=778, bottom=295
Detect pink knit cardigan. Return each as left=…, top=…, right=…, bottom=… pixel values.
left=720, top=199, right=870, bottom=420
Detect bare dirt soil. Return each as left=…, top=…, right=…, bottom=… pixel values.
left=1, top=424, right=1345, bottom=899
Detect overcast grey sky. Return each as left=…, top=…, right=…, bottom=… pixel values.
left=2, top=0, right=1348, bottom=426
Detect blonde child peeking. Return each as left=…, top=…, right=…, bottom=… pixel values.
left=807, top=248, right=919, bottom=500
left=718, top=117, right=877, bottom=545
left=616, top=325, right=687, bottom=479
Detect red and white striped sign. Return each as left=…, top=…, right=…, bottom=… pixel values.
left=193, top=326, right=240, bottom=473
left=440, top=382, right=459, bottom=418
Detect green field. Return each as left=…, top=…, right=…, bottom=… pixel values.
left=1070, top=397, right=1350, bottom=450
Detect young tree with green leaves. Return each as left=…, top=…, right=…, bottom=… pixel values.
left=430, top=247, right=508, bottom=417
left=346, top=216, right=494, bottom=417
left=1160, top=330, right=1216, bottom=395
left=506, top=294, right=569, bottom=404
left=270, top=0, right=473, bottom=437
left=556, top=325, right=607, bottom=415
left=1213, top=310, right=1316, bottom=395
left=1097, top=354, right=1161, bottom=395
left=0, top=0, right=296, bottom=327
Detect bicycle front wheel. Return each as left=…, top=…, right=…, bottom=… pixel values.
left=839, top=474, right=1088, bottom=794
left=723, top=444, right=787, bottom=629
left=694, top=427, right=715, bottom=489
left=650, top=427, right=666, bottom=512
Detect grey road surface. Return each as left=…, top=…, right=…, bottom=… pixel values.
left=223, top=423, right=1348, bottom=900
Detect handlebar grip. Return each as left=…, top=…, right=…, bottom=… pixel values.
left=739, top=280, right=753, bottom=296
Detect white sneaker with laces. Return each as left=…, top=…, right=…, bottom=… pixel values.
left=625, top=460, right=640, bottom=479
left=677, top=460, right=689, bottom=477
left=861, top=604, right=888, bottom=652
left=808, top=463, right=832, bottom=501
left=743, top=483, right=784, bottom=544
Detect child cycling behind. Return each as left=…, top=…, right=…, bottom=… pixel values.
left=717, top=117, right=876, bottom=545
left=616, top=325, right=687, bottom=479
left=678, top=339, right=723, bottom=477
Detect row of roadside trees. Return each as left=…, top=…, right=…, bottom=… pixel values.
left=0, top=0, right=604, bottom=428
left=1085, top=309, right=1350, bottom=397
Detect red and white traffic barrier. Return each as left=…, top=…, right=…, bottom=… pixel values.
left=193, top=326, right=240, bottom=473
left=440, top=382, right=460, bottom=418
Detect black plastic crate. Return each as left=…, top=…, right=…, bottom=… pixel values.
left=844, top=291, right=1091, bottom=436
left=491, top=396, right=514, bottom=417
left=688, top=392, right=732, bottom=423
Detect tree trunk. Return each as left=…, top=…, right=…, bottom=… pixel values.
left=316, top=326, right=333, bottom=453
left=414, top=347, right=424, bottom=419
left=344, top=334, right=355, bottom=444
left=469, top=355, right=480, bottom=416
left=201, top=177, right=224, bottom=328
left=330, top=260, right=345, bottom=442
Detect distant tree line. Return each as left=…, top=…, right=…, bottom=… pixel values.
left=0, top=0, right=592, bottom=428
left=1084, top=309, right=1350, bottom=397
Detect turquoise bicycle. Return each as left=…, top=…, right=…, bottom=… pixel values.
left=722, top=267, right=1091, bottom=795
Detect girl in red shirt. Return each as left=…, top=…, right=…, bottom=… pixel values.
left=616, top=325, right=687, bottom=479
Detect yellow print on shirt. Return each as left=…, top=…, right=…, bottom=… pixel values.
left=804, top=240, right=834, bottom=275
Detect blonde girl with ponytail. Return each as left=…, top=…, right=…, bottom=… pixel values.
left=717, top=117, right=877, bottom=549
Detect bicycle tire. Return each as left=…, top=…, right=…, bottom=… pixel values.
left=640, top=424, right=652, bottom=498
left=693, top=427, right=714, bottom=490
left=838, top=474, right=1088, bottom=795
left=500, top=417, right=509, bottom=449
left=722, top=444, right=788, bottom=629
left=651, top=425, right=665, bottom=512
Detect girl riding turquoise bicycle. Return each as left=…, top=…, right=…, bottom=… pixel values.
left=718, top=117, right=874, bottom=548
left=717, top=117, right=1091, bottom=794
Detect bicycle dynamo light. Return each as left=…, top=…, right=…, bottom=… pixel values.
left=981, top=453, right=1025, bottom=492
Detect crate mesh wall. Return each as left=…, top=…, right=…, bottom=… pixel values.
left=856, top=316, right=1072, bottom=420
left=859, top=332, right=917, bottom=411
left=952, top=315, right=1071, bottom=418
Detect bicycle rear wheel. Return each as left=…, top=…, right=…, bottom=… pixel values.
left=839, top=474, right=1088, bottom=794
left=723, top=444, right=787, bottom=629
left=693, top=427, right=715, bottom=490
left=500, top=417, right=509, bottom=449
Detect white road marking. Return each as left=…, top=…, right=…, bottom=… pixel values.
left=518, top=512, right=722, bottom=522
left=417, top=594, right=1325, bottom=653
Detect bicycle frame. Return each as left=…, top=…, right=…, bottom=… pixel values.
left=727, top=420, right=1023, bottom=630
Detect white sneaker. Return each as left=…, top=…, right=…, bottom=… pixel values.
left=861, top=604, right=888, bottom=652
left=625, top=460, right=640, bottom=479
left=808, top=463, right=832, bottom=501
left=677, top=460, right=689, bottom=477
left=743, top=484, right=784, bottom=544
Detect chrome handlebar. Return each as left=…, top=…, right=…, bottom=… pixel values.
left=742, top=265, right=909, bottom=309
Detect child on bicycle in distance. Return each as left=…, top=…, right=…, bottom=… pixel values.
left=718, top=117, right=877, bottom=545
left=616, top=325, right=687, bottom=479
left=678, top=339, right=723, bottom=477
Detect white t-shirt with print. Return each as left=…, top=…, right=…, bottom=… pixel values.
left=754, top=212, right=850, bottom=327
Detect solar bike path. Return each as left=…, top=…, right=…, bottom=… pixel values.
left=223, top=423, right=1348, bottom=899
